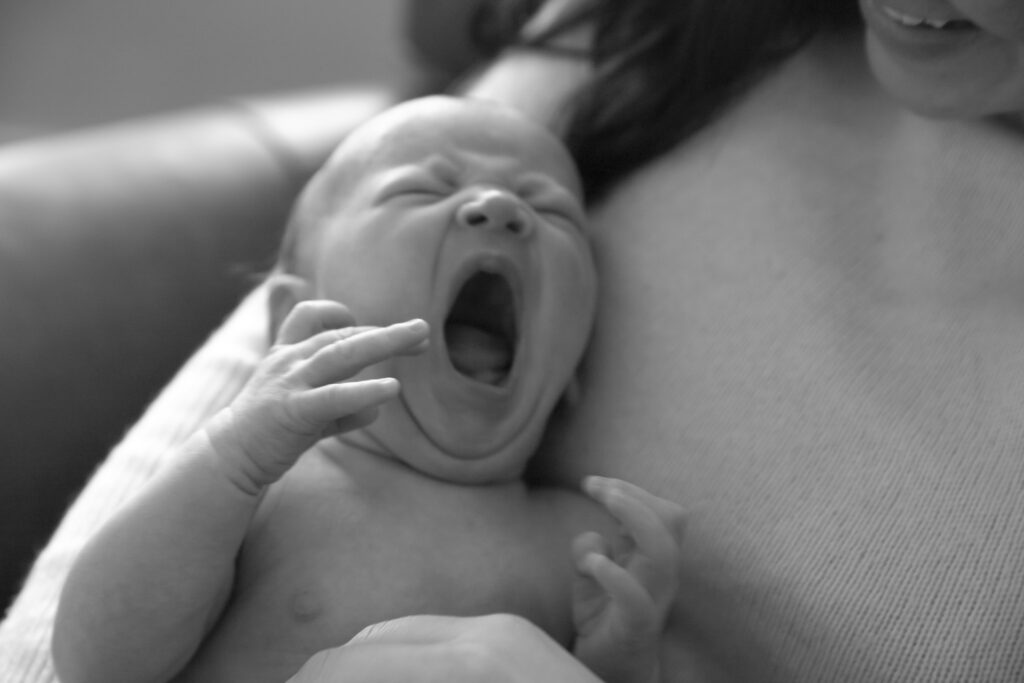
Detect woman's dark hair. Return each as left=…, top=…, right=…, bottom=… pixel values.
left=472, top=0, right=862, bottom=201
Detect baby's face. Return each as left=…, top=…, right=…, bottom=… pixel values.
left=860, top=0, right=1024, bottom=121
left=298, top=96, right=596, bottom=483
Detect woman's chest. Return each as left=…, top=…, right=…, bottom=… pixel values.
left=541, top=108, right=1024, bottom=682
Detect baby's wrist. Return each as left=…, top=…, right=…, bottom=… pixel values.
left=201, top=409, right=277, bottom=497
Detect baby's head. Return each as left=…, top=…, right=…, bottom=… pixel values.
left=270, top=96, right=597, bottom=484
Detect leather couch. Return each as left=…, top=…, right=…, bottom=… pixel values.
left=0, top=87, right=393, bottom=610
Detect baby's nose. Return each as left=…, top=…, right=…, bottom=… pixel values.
left=456, top=190, right=532, bottom=237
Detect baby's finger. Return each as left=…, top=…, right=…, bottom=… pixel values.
left=277, top=300, right=357, bottom=345
left=288, top=378, right=400, bottom=429
left=290, top=325, right=384, bottom=360
left=303, top=320, right=430, bottom=385
left=577, top=552, right=656, bottom=634
left=288, top=324, right=429, bottom=364
left=572, top=530, right=610, bottom=564
left=586, top=477, right=686, bottom=540
left=327, top=406, right=381, bottom=434
left=571, top=532, right=611, bottom=630
left=583, top=477, right=681, bottom=590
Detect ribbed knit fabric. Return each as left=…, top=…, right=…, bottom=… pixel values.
left=537, top=35, right=1024, bottom=682
left=0, top=287, right=268, bottom=683
left=3, top=35, right=1024, bottom=683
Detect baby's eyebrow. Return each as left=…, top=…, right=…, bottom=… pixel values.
left=517, top=175, right=586, bottom=226
left=375, top=160, right=450, bottom=186
left=418, top=154, right=461, bottom=180
left=516, top=172, right=577, bottom=198
left=517, top=174, right=583, bottom=208
left=373, top=164, right=425, bottom=187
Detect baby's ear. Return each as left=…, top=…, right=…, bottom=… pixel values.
left=267, top=272, right=313, bottom=340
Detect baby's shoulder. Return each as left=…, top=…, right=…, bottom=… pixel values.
left=524, top=482, right=617, bottom=545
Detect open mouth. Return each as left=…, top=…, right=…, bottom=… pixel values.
left=444, top=271, right=518, bottom=386
left=878, top=4, right=976, bottom=30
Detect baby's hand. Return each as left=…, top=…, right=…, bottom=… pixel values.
left=206, top=300, right=429, bottom=492
left=572, top=477, right=685, bottom=683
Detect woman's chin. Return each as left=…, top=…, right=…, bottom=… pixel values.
left=865, top=32, right=1024, bottom=121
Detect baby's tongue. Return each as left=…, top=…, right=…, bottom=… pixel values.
left=445, top=322, right=511, bottom=384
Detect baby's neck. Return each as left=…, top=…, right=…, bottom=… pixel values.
left=316, top=432, right=414, bottom=479
left=315, top=432, right=526, bottom=493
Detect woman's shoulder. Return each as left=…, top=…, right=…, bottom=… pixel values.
left=591, top=31, right=1024, bottom=231
left=546, top=30, right=1024, bottom=683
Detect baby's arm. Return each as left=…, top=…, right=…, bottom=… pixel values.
left=572, top=477, right=684, bottom=683
left=52, top=301, right=428, bottom=683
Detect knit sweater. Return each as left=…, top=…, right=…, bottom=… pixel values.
left=537, top=32, right=1024, bottom=682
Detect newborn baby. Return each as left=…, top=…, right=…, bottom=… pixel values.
left=53, top=96, right=683, bottom=683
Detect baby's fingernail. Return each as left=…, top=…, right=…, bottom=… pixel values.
left=581, top=552, right=607, bottom=573
left=376, top=377, right=400, bottom=393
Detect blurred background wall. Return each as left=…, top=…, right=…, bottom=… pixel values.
left=0, top=0, right=410, bottom=136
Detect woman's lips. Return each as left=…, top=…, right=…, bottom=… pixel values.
left=878, top=3, right=975, bottom=29
left=862, top=0, right=982, bottom=60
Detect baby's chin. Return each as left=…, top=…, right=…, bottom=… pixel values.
left=396, top=435, right=534, bottom=485
left=341, top=421, right=534, bottom=486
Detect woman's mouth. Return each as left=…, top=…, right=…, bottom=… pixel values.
left=444, top=271, right=518, bottom=386
left=876, top=2, right=976, bottom=31
left=862, top=0, right=984, bottom=60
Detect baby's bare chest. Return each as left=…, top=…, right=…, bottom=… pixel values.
left=178, top=460, right=589, bottom=683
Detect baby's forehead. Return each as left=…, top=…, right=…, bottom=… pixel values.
left=370, top=98, right=520, bottom=140
left=370, top=113, right=575, bottom=188
left=366, top=110, right=531, bottom=163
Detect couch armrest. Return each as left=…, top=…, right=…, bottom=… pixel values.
left=0, top=86, right=391, bottom=610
